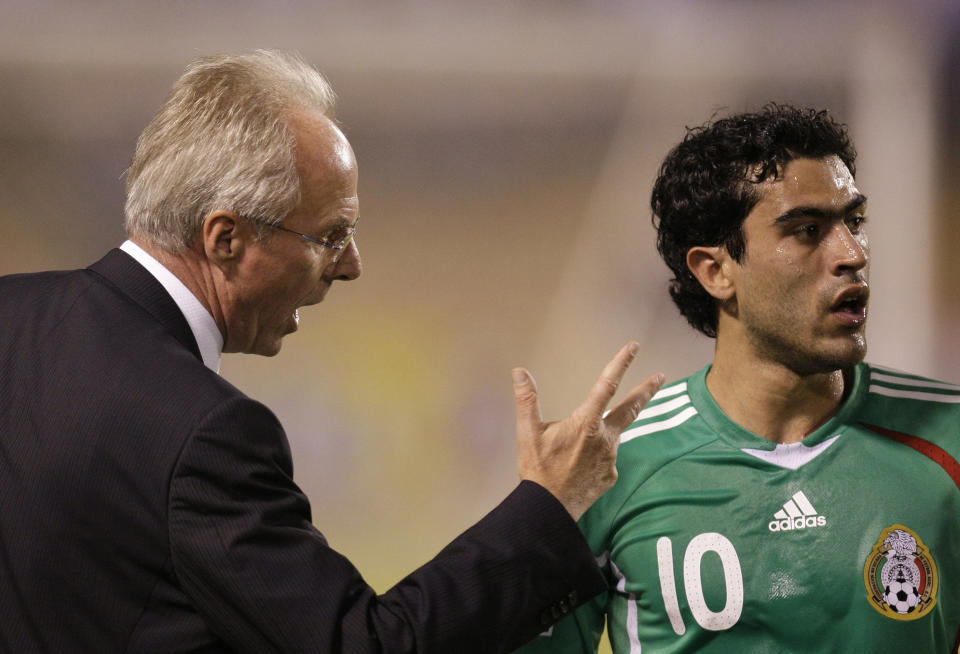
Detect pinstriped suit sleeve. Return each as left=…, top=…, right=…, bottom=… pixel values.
left=169, top=396, right=606, bottom=653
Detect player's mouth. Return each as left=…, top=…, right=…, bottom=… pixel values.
left=829, top=285, right=868, bottom=327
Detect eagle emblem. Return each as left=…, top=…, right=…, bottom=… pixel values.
left=864, top=524, right=937, bottom=620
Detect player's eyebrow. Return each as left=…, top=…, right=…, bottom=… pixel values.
left=774, top=194, right=867, bottom=224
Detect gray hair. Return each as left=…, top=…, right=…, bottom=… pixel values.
left=124, top=50, right=336, bottom=251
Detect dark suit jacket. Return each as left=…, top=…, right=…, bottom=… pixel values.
left=0, top=249, right=604, bottom=653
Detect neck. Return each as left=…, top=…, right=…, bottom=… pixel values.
left=707, top=336, right=848, bottom=444
left=129, top=236, right=227, bottom=339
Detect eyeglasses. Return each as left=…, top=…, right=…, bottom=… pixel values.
left=259, top=217, right=359, bottom=263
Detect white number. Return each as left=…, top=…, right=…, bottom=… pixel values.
left=656, top=533, right=743, bottom=634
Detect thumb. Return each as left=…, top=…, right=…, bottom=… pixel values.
left=512, top=367, right=543, bottom=431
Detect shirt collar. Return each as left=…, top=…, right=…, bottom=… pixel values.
left=120, top=240, right=223, bottom=373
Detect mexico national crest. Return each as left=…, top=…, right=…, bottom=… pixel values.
left=864, top=524, right=938, bottom=620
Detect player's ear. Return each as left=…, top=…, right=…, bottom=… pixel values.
left=201, top=210, right=250, bottom=269
left=687, top=245, right=736, bottom=301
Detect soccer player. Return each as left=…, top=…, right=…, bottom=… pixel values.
left=515, top=104, right=960, bottom=652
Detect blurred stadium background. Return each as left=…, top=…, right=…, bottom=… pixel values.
left=2, top=1, right=957, bottom=650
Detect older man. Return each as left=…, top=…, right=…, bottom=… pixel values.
left=0, top=51, right=663, bottom=653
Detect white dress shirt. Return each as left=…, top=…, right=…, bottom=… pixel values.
left=120, top=240, right=223, bottom=373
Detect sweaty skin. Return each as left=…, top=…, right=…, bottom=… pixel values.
left=704, top=155, right=870, bottom=443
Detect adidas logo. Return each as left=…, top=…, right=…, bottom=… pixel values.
left=768, top=491, right=827, bottom=532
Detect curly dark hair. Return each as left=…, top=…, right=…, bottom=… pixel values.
left=651, top=103, right=857, bottom=337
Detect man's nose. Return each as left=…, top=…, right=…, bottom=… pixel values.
left=330, top=239, right=362, bottom=281
left=830, top=223, right=868, bottom=275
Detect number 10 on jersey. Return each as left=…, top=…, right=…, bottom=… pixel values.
left=656, top=533, right=744, bottom=635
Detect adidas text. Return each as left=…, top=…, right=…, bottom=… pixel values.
left=768, top=491, right=826, bottom=532
left=768, top=515, right=827, bottom=532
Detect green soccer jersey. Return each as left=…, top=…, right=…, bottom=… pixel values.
left=516, top=363, right=960, bottom=653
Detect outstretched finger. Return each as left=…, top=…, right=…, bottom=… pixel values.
left=512, top=367, right=544, bottom=434
left=603, top=372, right=666, bottom=434
left=579, top=342, right=640, bottom=419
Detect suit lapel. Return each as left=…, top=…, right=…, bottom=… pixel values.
left=88, top=248, right=203, bottom=362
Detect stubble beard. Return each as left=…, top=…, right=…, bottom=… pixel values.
left=747, top=320, right=868, bottom=378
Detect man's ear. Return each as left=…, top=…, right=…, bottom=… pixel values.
left=201, top=210, right=248, bottom=269
left=687, top=245, right=736, bottom=301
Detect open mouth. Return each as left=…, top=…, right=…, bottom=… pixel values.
left=830, top=287, right=868, bottom=326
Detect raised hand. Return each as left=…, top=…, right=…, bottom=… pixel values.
left=513, top=342, right=664, bottom=521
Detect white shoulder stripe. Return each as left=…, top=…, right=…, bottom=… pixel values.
left=637, top=394, right=691, bottom=420
left=869, top=384, right=960, bottom=404
left=621, top=406, right=699, bottom=443
left=869, top=364, right=911, bottom=375
left=871, top=372, right=960, bottom=391
left=652, top=382, right=687, bottom=400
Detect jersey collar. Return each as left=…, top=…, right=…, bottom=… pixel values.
left=688, top=362, right=869, bottom=451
